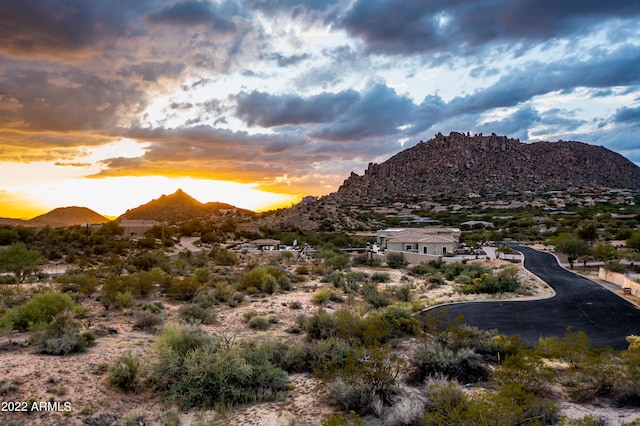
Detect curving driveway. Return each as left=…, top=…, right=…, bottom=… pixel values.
left=425, top=244, right=640, bottom=350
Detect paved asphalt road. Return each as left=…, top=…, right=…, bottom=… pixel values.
left=425, top=244, right=640, bottom=350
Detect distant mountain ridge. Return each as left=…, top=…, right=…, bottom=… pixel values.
left=328, top=132, right=640, bottom=204
left=0, top=206, right=109, bottom=228
left=118, top=189, right=254, bottom=222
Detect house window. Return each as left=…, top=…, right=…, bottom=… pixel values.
left=405, top=244, right=412, bottom=251
left=423, top=247, right=427, bottom=254
left=442, top=246, right=447, bottom=254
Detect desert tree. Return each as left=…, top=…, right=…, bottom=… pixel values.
left=0, top=243, right=44, bottom=282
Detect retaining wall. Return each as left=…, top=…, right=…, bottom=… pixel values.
left=598, top=268, right=640, bottom=297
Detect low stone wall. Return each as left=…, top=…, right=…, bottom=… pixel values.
left=598, top=268, right=640, bottom=297
left=374, top=250, right=461, bottom=265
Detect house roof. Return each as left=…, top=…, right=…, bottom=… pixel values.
left=251, top=239, right=281, bottom=245
left=386, top=229, right=457, bottom=244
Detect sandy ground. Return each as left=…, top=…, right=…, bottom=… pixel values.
left=1, top=258, right=639, bottom=425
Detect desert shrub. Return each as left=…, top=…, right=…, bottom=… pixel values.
left=437, top=323, right=501, bottom=355
left=394, top=285, right=412, bottom=302
left=422, top=378, right=559, bottom=425
left=284, top=337, right=353, bottom=375
left=31, top=312, right=94, bottom=355
left=166, top=277, right=202, bottom=301
left=133, top=311, right=165, bottom=332
left=328, top=345, right=404, bottom=415
left=289, top=301, right=303, bottom=310
left=327, top=254, right=350, bottom=271
left=321, top=412, right=366, bottom=426
left=156, top=323, right=210, bottom=359
left=370, top=306, right=422, bottom=340
left=305, top=309, right=337, bottom=340
left=139, top=302, right=163, bottom=314
left=327, top=376, right=374, bottom=414
left=277, top=275, right=292, bottom=291
left=408, top=341, right=487, bottom=384
left=160, top=340, right=288, bottom=410
left=536, top=329, right=592, bottom=369
left=261, top=274, right=278, bottom=294
left=458, top=266, right=520, bottom=294
left=179, top=304, right=215, bottom=325
left=248, top=316, right=270, bottom=330
left=565, top=352, right=630, bottom=404
left=491, top=351, right=557, bottom=396
left=191, top=288, right=218, bottom=308
left=386, top=253, right=407, bottom=269
left=109, top=351, right=141, bottom=391
left=216, top=249, right=238, bottom=266
left=362, top=285, right=391, bottom=308
left=239, top=266, right=286, bottom=293
left=312, top=288, right=333, bottom=304
left=384, top=394, right=426, bottom=426
left=604, top=261, right=628, bottom=273
left=371, top=272, right=391, bottom=283
left=1, top=292, right=85, bottom=331
left=113, top=291, right=136, bottom=309
left=57, top=273, right=100, bottom=295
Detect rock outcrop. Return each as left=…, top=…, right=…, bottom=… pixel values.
left=328, top=132, right=640, bottom=204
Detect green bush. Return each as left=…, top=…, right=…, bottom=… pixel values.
left=409, top=341, right=487, bottom=384
left=394, top=285, right=412, bottom=302
left=31, top=312, right=94, bottom=355
left=166, top=277, right=202, bottom=301
left=157, top=340, right=288, bottom=410
left=458, top=266, right=520, bottom=294
left=248, top=316, right=270, bottom=330
left=603, top=261, right=628, bottom=273
left=113, top=291, right=136, bottom=309
left=491, top=351, right=557, bottom=396
left=362, top=284, right=391, bottom=308
left=216, top=249, right=238, bottom=266
left=386, top=253, right=407, bottom=269
left=179, top=304, right=215, bottom=325
left=109, top=351, right=141, bottom=392
left=133, top=311, right=164, bottom=332
left=139, top=302, right=163, bottom=314
left=327, top=376, right=374, bottom=414
left=371, top=272, right=390, bottom=283
left=305, top=309, right=337, bottom=340
left=1, top=292, right=85, bottom=331
left=312, top=288, right=333, bottom=304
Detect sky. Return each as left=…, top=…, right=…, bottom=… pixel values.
left=1, top=0, right=640, bottom=218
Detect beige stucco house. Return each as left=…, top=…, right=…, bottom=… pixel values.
left=377, top=227, right=460, bottom=256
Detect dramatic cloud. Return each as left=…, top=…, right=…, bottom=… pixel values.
left=0, top=0, right=639, bottom=214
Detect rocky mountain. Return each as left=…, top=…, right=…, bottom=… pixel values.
left=258, top=132, right=640, bottom=231
left=118, top=189, right=254, bottom=223
left=0, top=206, right=109, bottom=228
left=328, top=132, right=640, bottom=204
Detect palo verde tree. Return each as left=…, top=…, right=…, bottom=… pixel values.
left=551, top=233, right=592, bottom=269
left=0, top=243, right=44, bottom=282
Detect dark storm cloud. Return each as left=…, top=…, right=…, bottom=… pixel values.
left=309, top=84, right=415, bottom=141
left=121, top=62, right=186, bottom=83
left=339, top=0, right=640, bottom=55
left=234, top=84, right=415, bottom=142
left=447, top=45, right=640, bottom=115
left=612, top=106, right=640, bottom=124
left=0, top=0, right=152, bottom=58
left=145, top=0, right=236, bottom=33
left=234, top=89, right=359, bottom=126
left=0, top=68, right=145, bottom=132
left=262, top=52, right=311, bottom=67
